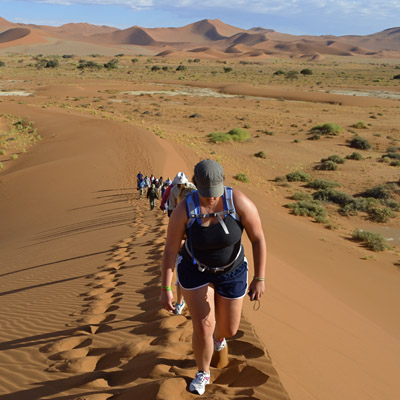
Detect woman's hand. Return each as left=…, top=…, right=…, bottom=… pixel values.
left=160, top=290, right=175, bottom=313
left=248, top=279, right=265, bottom=301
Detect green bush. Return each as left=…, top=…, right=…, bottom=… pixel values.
left=360, top=184, right=394, bottom=200
left=352, top=229, right=389, bottom=251
left=273, top=69, right=286, bottom=76
left=223, top=67, right=233, bottom=73
left=340, top=197, right=379, bottom=216
left=349, top=136, right=371, bottom=150
left=43, top=59, right=59, bottom=68
left=307, top=179, right=341, bottom=190
left=321, top=155, right=346, bottom=164
left=0, top=60, right=6, bottom=67
left=318, top=160, right=338, bottom=171
left=208, top=128, right=250, bottom=143
left=254, top=151, right=267, bottom=159
left=104, top=59, right=119, bottom=69
left=382, top=152, right=400, bottom=160
left=368, top=207, right=396, bottom=223
left=313, top=188, right=354, bottom=206
left=77, top=60, right=102, bottom=70
left=234, top=173, right=249, bottom=183
left=285, top=200, right=328, bottom=223
left=352, top=121, right=368, bottom=129
left=285, top=171, right=312, bottom=182
left=310, top=123, right=342, bottom=136
left=346, top=152, right=363, bottom=160
left=176, top=65, right=187, bottom=71
left=300, top=68, right=313, bottom=75
left=151, top=65, right=161, bottom=71
left=393, top=74, right=400, bottom=80
left=292, top=192, right=313, bottom=201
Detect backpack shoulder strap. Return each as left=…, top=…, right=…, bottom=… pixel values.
left=186, top=190, right=201, bottom=228
left=223, top=186, right=240, bottom=221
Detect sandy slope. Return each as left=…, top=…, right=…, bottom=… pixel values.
left=0, top=76, right=400, bottom=400
left=0, top=104, right=290, bottom=399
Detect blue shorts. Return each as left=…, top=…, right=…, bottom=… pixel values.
left=177, top=256, right=248, bottom=299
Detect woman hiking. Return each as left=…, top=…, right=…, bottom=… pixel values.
left=160, top=159, right=267, bottom=395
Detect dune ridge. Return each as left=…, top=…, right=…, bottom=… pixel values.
left=0, top=16, right=399, bottom=58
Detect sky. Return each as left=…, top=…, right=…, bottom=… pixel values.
left=1, top=0, right=399, bottom=36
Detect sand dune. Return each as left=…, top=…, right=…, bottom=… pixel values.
left=0, top=102, right=290, bottom=400
left=0, top=16, right=399, bottom=58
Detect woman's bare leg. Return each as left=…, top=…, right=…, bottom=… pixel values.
left=213, top=294, right=244, bottom=341
left=181, top=285, right=216, bottom=372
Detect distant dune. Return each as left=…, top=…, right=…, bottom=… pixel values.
left=0, top=16, right=399, bottom=58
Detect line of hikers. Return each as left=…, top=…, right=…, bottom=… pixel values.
left=137, top=171, right=196, bottom=213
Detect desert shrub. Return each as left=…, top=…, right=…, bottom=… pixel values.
left=382, top=152, right=400, bottom=160
left=151, top=65, right=161, bottom=71
left=292, top=192, right=313, bottom=201
left=368, top=207, right=396, bottom=223
left=360, top=184, right=394, bottom=200
left=352, top=121, right=368, bottom=129
left=0, top=60, right=5, bottom=67
left=104, top=59, right=118, bottom=69
left=234, top=173, right=249, bottom=182
left=273, top=69, right=286, bottom=76
left=44, top=59, right=59, bottom=68
left=257, top=129, right=274, bottom=136
left=318, top=160, right=338, bottom=171
left=285, top=171, right=312, bottom=182
left=390, top=160, right=400, bottom=167
left=62, top=54, right=73, bottom=59
left=115, top=53, right=124, bottom=57
left=346, top=152, right=363, bottom=160
left=307, top=179, right=341, bottom=190
left=385, top=199, right=400, bottom=211
left=393, top=74, right=400, bottom=80
left=254, top=151, right=267, bottom=159
left=349, top=136, right=371, bottom=150
left=194, top=59, right=201, bottom=63
left=208, top=128, right=250, bottom=143
left=131, top=58, right=139, bottom=64
left=310, top=123, right=342, bottom=137
left=77, top=60, right=102, bottom=70
left=321, top=155, right=346, bottom=164
left=340, top=197, right=378, bottom=216
left=223, top=67, right=233, bottom=73
left=313, top=188, right=354, bottom=206
left=285, top=200, right=328, bottom=223
left=300, top=68, right=313, bottom=75
left=352, top=229, right=389, bottom=251
left=176, top=65, right=187, bottom=71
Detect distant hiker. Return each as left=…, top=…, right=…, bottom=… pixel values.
left=160, top=160, right=267, bottom=396
left=168, top=172, right=196, bottom=216
left=147, top=184, right=160, bottom=210
left=137, top=171, right=143, bottom=187
left=144, top=175, right=151, bottom=193
left=138, top=178, right=145, bottom=199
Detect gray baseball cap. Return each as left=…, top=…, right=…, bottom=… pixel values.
left=194, top=160, right=224, bottom=197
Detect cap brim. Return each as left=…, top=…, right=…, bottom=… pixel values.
left=198, top=184, right=224, bottom=198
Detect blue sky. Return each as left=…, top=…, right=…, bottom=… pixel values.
left=1, top=0, right=399, bottom=36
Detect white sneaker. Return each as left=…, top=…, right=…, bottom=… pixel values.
left=174, top=300, right=185, bottom=315
left=189, top=371, right=210, bottom=395
left=213, top=336, right=226, bottom=352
